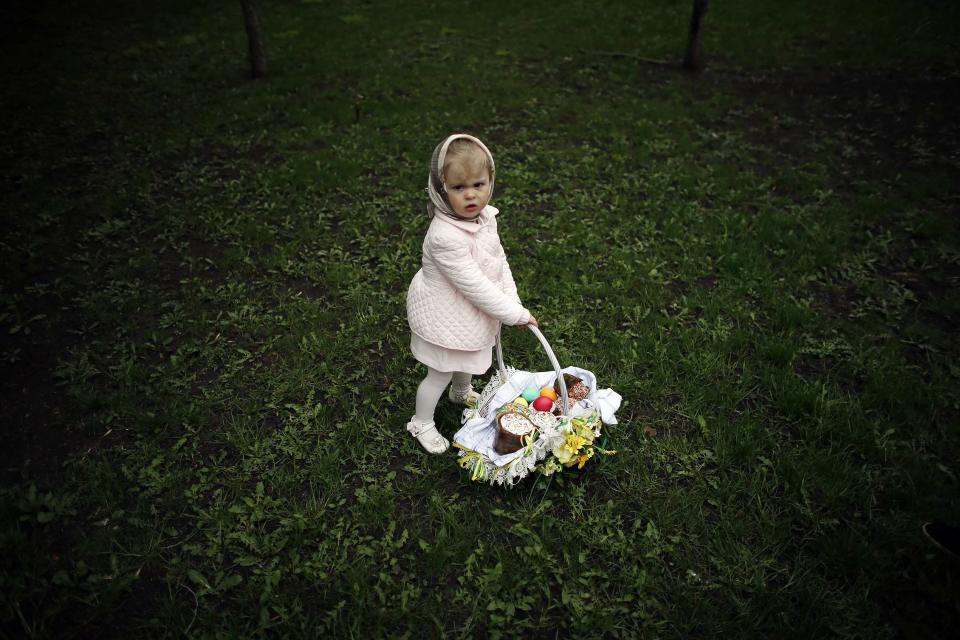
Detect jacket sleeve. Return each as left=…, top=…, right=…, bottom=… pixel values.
left=429, top=232, right=530, bottom=326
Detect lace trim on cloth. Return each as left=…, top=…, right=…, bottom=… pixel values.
left=455, top=418, right=568, bottom=487
left=462, top=366, right=516, bottom=424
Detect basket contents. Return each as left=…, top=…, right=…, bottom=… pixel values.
left=552, top=374, right=591, bottom=412
left=532, top=396, right=554, bottom=412
left=453, top=327, right=621, bottom=486
left=493, top=408, right=558, bottom=455
left=498, top=385, right=561, bottom=416
left=556, top=374, right=591, bottom=400
left=539, top=387, right=558, bottom=401
left=454, top=363, right=621, bottom=486
left=540, top=410, right=605, bottom=475
left=520, top=386, right=540, bottom=402
left=494, top=412, right=535, bottom=454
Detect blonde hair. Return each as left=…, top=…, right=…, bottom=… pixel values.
left=443, top=138, right=493, bottom=182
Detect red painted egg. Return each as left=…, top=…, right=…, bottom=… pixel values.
left=532, top=396, right=554, bottom=412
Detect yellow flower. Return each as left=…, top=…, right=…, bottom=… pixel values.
left=576, top=448, right=594, bottom=468
left=570, top=417, right=597, bottom=442
left=553, top=444, right=576, bottom=466
left=553, top=432, right=589, bottom=466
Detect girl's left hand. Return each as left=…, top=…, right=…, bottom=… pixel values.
left=526, top=314, right=539, bottom=328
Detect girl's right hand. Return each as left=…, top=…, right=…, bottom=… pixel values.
left=525, top=314, right=539, bottom=328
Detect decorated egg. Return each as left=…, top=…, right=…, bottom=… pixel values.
left=521, top=386, right=540, bottom=402
left=539, top=387, right=558, bottom=401
left=532, top=396, right=554, bottom=412
left=512, top=396, right=529, bottom=408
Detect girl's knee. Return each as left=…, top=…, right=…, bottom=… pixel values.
left=424, top=367, right=453, bottom=385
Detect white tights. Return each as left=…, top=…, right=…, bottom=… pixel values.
left=414, top=367, right=472, bottom=424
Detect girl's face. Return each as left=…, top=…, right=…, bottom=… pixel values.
left=444, top=161, right=491, bottom=219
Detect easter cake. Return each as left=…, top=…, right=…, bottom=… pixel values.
left=493, top=409, right=558, bottom=455
left=494, top=412, right=535, bottom=455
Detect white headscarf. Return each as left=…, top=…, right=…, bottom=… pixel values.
left=425, top=133, right=496, bottom=220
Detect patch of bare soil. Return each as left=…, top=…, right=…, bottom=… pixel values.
left=701, top=65, right=960, bottom=181
left=0, top=295, right=84, bottom=487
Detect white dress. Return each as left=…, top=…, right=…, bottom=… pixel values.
left=410, top=333, right=493, bottom=375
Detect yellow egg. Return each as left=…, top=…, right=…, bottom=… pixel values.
left=513, top=396, right=529, bottom=407
left=540, top=387, right=558, bottom=401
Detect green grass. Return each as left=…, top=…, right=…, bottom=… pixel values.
left=2, top=0, right=959, bottom=637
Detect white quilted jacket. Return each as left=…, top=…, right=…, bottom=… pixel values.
left=407, top=205, right=530, bottom=350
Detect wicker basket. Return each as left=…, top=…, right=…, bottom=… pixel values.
left=452, top=326, right=577, bottom=485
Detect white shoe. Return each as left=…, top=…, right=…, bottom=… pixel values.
left=406, top=418, right=449, bottom=454
left=448, top=384, right=480, bottom=407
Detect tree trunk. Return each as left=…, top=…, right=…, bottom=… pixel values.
left=240, top=0, right=268, bottom=78
left=682, top=0, right=709, bottom=71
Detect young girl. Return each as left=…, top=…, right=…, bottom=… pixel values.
left=406, top=133, right=538, bottom=454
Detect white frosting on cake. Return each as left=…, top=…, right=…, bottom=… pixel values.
left=499, top=413, right=534, bottom=435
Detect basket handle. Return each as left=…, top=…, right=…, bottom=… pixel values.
left=494, top=325, right=570, bottom=417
